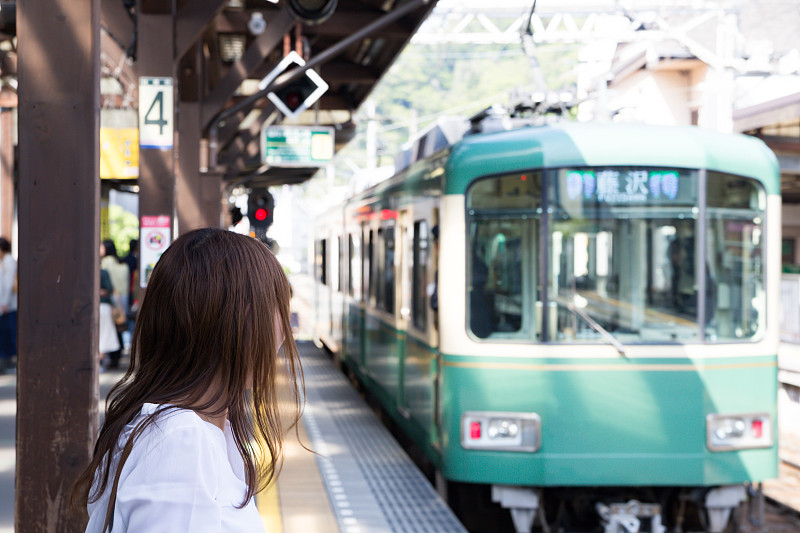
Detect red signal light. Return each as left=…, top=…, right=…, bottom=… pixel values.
left=254, top=208, right=269, bottom=221
left=284, top=91, right=303, bottom=111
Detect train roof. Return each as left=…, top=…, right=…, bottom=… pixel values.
left=444, top=122, right=780, bottom=196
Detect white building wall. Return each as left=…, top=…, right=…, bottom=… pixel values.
left=607, top=68, right=696, bottom=126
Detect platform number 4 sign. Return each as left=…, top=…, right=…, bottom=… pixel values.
left=139, top=77, right=174, bottom=149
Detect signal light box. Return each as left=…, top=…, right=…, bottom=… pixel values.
left=262, top=125, right=335, bottom=167
left=258, top=51, right=328, bottom=120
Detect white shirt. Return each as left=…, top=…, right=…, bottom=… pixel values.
left=86, top=404, right=264, bottom=533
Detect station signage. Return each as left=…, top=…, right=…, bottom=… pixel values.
left=138, top=77, right=174, bottom=149
left=140, top=215, right=171, bottom=288
left=262, top=125, right=334, bottom=167
left=100, top=127, right=139, bottom=179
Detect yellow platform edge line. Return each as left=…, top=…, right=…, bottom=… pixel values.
left=257, top=480, right=282, bottom=533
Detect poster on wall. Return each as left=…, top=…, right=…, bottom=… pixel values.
left=140, top=215, right=171, bottom=288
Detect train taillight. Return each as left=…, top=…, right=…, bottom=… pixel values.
left=706, top=413, right=772, bottom=451
left=470, top=421, right=481, bottom=440
left=461, top=411, right=541, bottom=452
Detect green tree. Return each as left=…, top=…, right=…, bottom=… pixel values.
left=323, top=40, right=580, bottom=187
left=108, top=205, right=139, bottom=256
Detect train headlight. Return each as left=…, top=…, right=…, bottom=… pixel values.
left=706, top=413, right=772, bottom=451
left=488, top=419, right=520, bottom=439
left=461, top=411, right=541, bottom=452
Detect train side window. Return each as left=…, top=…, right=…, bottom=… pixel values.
left=336, top=236, right=342, bottom=292
left=359, top=227, right=366, bottom=302
left=412, top=220, right=428, bottom=331
left=318, top=239, right=327, bottom=286
left=348, top=234, right=355, bottom=297
left=368, top=229, right=375, bottom=305
left=383, top=224, right=396, bottom=314
left=705, top=173, right=766, bottom=340
left=376, top=228, right=385, bottom=309
left=314, top=240, right=320, bottom=283
left=467, top=172, right=543, bottom=340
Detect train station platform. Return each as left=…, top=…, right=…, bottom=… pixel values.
left=256, top=341, right=467, bottom=533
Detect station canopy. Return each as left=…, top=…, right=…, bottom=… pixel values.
left=94, top=0, right=438, bottom=189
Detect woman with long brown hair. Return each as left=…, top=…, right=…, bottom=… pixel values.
left=74, top=228, right=303, bottom=532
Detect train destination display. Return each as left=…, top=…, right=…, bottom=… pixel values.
left=563, top=168, right=692, bottom=205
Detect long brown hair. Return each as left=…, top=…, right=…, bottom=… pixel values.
left=73, top=228, right=303, bottom=510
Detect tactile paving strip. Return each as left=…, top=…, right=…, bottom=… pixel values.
left=298, top=342, right=468, bottom=533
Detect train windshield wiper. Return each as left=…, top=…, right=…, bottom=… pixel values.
left=555, top=295, right=628, bottom=358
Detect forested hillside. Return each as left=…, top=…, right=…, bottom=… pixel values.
left=330, top=40, right=579, bottom=180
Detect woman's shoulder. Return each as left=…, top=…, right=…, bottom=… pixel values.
left=124, top=404, right=227, bottom=471
left=138, top=404, right=220, bottom=436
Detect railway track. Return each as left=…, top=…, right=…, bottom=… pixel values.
left=749, top=371, right=800, bottom=531
left=742, top=459, right=800, bottom=532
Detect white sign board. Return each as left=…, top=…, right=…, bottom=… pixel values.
left=262, top=126, right=334, bottom=167
left=140, top=215, right=171, bottom=288
left=138, top=77, right=174, bottom=149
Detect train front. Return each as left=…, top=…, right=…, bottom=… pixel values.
left=437, top=124, right=780, bottom=532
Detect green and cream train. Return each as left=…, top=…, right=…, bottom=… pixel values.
left=312, top=121, right=780, bottom=532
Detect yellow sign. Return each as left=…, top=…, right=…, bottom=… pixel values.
left=100, top=127, right=139, bottom=179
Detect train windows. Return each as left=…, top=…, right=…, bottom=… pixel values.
left=362, top=220, right=399, bottom=314
left=705, top=173, right=766, bottom=340
left=466, top=167, right=767, bottom=345
left=373, top=225, right=396, bottom=314
left=467, top=172, right=543, bottom=340
left=412, top=220, right=429, bottom=331
left=550, top=167, right=702, bottom=344
left=349, top=233, right=361, bottom=299
left=376, top=228, right=384, bottom=308
left=383, top=224, right=396, bottom=314
left=347, top=234, right=353, bottom=296
left=335, top=236, right=342, bottom=292
left=367, top=229, right=375, bottom=304
left=315, top=238, right=327, bottom=286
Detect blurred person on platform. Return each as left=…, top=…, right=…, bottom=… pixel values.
left=0, top=237, right=16, bottom=373
left=103, top=240, right=131, bottom=314
left=122, top=239, right=138, bottom=313
left=99, top=262, right=121, bottom=370
left=74, top=228, right=303, bottom=532
left=101, top=241, right=127, bottom=369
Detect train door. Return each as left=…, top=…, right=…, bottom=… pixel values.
left=330, top=232, right=343, bottom=353
left=362, top=223, right=375, bottom=373
left=313, top=233, right=331, bottom=348
left=397, top=208, right=412, bottom=417
left=401, top=200, right=441, bottom=452
left=342, top=221, right=363, bottom=367
left=369, top=214, right=400, bottom=400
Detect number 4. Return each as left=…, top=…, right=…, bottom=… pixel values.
left=144, top=91, right=168, bottom=134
